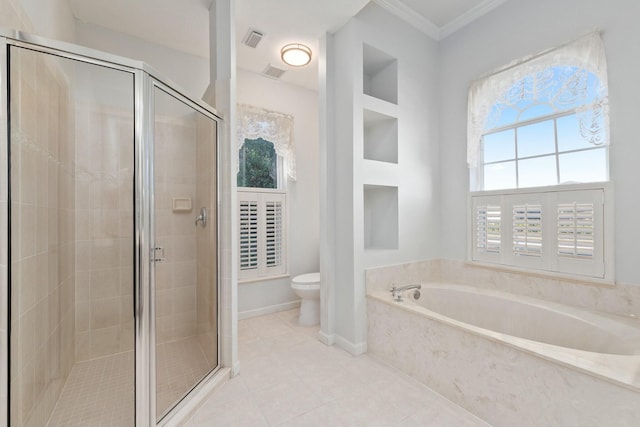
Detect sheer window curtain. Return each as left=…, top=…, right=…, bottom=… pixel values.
left=237, top=104, right=296, bottom=181
left=467, top=32, right=609, bottom=168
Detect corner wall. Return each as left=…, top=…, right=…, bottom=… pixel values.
left=438, top=0, right=640, bottom=285
left=236, top=69, right=320, bottom=317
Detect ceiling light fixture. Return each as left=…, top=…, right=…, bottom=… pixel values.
left=281, top=43, right=312, bottom=67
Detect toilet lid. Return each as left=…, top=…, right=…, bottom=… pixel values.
left=292, top=272, right=320, bottom=285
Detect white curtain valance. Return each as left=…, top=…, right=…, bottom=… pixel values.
left=237, top=103, right=296, bottom=181
left=467, top=32, right=609, bottom=168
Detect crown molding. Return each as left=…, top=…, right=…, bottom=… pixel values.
left=374, top=0, right=511, bottom=41
left=439, top=0, right=511, bottom=39
left=372, top=0, right=440, bottom=40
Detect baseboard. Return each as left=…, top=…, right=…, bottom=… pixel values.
left=231, top=360, right=241, bottom=377
left=318, top=330, right=335, bottom=346
left=335, top=335, right=367, bottom=356
left=238, top=300, right=301, bottom=320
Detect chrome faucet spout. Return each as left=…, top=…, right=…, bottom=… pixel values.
left=390, top=284, right=422, bottom=302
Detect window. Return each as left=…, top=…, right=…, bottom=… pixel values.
left=483, top=109, right=608, bottom=190
left=236, top=104, right=294, bottom=281
left=468, top=33, right=612, bottom=280
left=238, top=138, right=279, bottom=189
left=468, top=33, right=609, bottom=190
left=237, top=138, right=287, bottom=281
left=238, top=189, right=286, bottom=280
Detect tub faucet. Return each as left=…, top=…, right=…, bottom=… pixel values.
left=390, top=284, right=422, bottom=302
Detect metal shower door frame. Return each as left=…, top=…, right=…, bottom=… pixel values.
left=0, top=29, right=223, bottom=427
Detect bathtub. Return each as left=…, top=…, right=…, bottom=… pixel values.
left=367, top=283, right=640, bottom=427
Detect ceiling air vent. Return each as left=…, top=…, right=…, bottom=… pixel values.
left=262, top=64, right=286, bottom=79
left=242, top=28, right=264, bottom=48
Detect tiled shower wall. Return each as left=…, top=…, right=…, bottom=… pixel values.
left=155, top=115, right=198, bottom=344
left=196, top=114, right=217, bottom=366
left=9, top=48, right=76, bottom=427
left=74, top=105, right=134, bottom=361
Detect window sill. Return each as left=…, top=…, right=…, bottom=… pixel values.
left=470, top=181, right=611, bottom=197
left=464, top=260, right=615, bottom=288
left=238, top=273, right=291, bottom=285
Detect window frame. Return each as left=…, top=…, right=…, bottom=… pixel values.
left=467, top=182, right=614, bottom=284
left=237, top=136, right=289, bottom=283
left=476, top=109, right=610, bottom=191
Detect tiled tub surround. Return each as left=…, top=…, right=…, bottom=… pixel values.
left=366, top=260, right=640, bottom=427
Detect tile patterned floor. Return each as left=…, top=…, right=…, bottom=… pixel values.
left=47, top=336, right=214, bottom=426
left=46, top=351, right=134, bottom=427
left=156, top=336, right=216, bottom=418
left=186, top=309, right=491, bottom=427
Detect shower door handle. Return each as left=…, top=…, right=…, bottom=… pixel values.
left=195, top=207, right=207, bottom=228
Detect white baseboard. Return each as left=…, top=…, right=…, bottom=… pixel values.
left=238, top=300, right=301, bottom=320
left=318, top=330, right=335, bottom=346
left=335, top=335, right=367, bottom=356
left=231, top=360, right=241, bottom=377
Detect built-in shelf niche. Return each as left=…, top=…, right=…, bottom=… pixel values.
left=364, top=184, right=398, bottom=250
left=364, top=107, right=398, bottom=164
left=363, top=43, right=397, bottom=105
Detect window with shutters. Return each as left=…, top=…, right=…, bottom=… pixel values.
left=468, top=34, right=613, bottom=282
left=237, top=137, right=287, bottom=282
left=238, top=190, right=286, bottom=281
left=470, top=185, right=610, bottom=280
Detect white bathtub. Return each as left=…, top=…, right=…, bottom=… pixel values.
left=408, top=283, right=640, bottom=356
left=367, top=283, right=640, bottom=427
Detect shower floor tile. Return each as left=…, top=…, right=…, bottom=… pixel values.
left=46, top=351, right=134, bottom=427
left=186, top=309, right=492, bottom=427
left=156, top=336, right=215, bottom=418
left=46, top=337, right=214, bottom=427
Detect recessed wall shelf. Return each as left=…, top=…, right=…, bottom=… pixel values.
left=364, top=107, right=398, bottom=164
left=364, top=184, right=399, bottom=250
left=363, top=43, right=398, bottom=105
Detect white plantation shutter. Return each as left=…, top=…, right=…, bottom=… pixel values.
left=512, top=204, right=542, bottom=257
left=238, top=190, right=287, bottom=280
left=265, top=200, right=283, bottom=268
left=472, top=196, right=502, bottom=263
left=239, top=199, right=259, bottom=271
left=471, top=187, right=606, bottom=279
left=557, top=203, right=594, bottom=259
left=553, top=190, right=604, bottom=277
left=476, top=205, right=501, bottom=253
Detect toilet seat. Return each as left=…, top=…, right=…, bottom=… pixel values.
left=292, top=272, right=320, bottom=285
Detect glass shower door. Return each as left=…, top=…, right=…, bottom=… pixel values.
left=152, top=83, right=218, bottom=421
left=8, top=45, right=135, bottom=427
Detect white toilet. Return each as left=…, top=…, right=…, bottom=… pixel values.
left=291, top=272, right=321, bottom=326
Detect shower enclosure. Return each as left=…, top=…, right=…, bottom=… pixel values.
left=0, top=30, right=221, bottom=426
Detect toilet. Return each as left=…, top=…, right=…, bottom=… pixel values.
left=291, top=272, right=321, bottom=326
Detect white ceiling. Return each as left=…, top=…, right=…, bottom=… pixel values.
left=68, top=0, right=509, bottom=91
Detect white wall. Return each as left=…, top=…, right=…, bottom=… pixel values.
left=75, top=21, right=210, bottom=98
left=325, top=3, right=440, bottom=351
left=0, top=0, right=75, bottom=42
left=438, top=0, right=640, bottom=285
left=236, top=68, right=320, bottom=316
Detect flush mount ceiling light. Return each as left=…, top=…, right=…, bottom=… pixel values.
left=281, top=43, right=312, bottom=67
